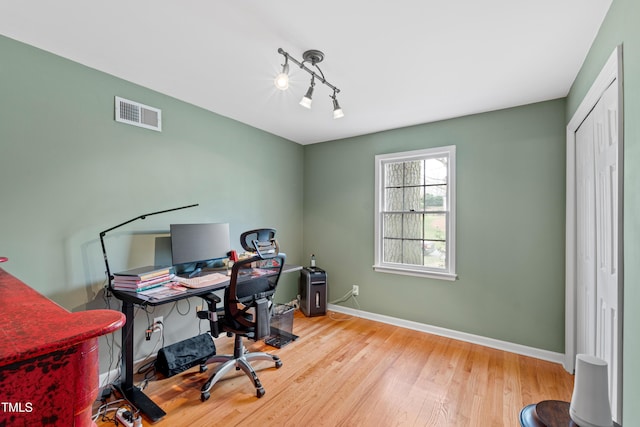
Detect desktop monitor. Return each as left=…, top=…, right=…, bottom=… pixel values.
left=170, top=223, right=230, bottom=276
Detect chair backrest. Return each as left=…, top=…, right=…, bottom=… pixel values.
left=239, top=228, right=276, bottom=252
left=224, top=229, right=285, bottom=339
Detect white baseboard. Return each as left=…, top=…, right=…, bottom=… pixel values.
left=328, top=304, right=565, bottom=365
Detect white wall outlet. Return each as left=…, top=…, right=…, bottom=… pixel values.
left=352, top=285, right=359, bottom=296
left=152, top=316, right=164, bottom=334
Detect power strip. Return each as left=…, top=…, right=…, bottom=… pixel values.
left=115, top=408, right=134, bottom=427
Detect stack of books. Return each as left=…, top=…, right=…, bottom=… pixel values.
left=112, top=265, right=174, bottom=292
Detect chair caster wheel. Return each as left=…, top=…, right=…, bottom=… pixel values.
left=275, top=360, right=283, bottom=369
left=201, top=391, right=210, bottom=402
left=199, top=364, right=208, bottom=373
left=256, top=387, right=265, bottom=398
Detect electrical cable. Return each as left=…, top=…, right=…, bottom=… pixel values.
left=99, top=278, right=122, bottom=392
left=91, top=398, right=126, bottom=423
left=135, top=320, right=164, bottom=386
left=107, top=302, right=151, bottom=387
left=328, top=289, right=360, bottom=321
left=175, top=297, right=191, bottom=316
left=329, top=290, right=353, bottom=305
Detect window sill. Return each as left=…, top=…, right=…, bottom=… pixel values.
left=373, top=265, right=457, bottom=281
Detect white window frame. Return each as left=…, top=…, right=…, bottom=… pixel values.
left=373, top=146, right=457, bottom=280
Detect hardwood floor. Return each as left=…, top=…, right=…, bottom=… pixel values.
left=95, top=310, right=574, bottom=426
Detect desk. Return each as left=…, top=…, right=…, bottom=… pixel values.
left=0, top=268, right=125, bottom=427
left=112, top=264, right=302, bottom=421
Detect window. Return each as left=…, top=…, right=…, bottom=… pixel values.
left=374, top=146, right=456, bottom=280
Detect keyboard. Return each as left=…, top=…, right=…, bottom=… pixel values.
left=172, top=272, right=229, bottom=288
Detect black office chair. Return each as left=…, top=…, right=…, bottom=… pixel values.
left=198, top=229, right=285, bottom=401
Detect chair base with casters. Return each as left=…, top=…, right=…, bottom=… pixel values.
left=200, top=332, right=282, bottom=401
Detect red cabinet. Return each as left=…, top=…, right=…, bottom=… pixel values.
left=0, top=269, right=125, bottom=426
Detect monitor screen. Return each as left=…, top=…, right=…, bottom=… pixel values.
left=170, top=223, right=230, bottom=271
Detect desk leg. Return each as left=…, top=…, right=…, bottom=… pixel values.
left=119, top=300, right=166, bottom=422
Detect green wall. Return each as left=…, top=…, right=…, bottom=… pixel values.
left=566, top=0, right=640, bottom=422
left=0, top=35, right=304, bottom=371
left=303, top=99, right=567, bottom=352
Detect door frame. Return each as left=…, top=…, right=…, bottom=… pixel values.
left=565, top=45, right=623, bottom=416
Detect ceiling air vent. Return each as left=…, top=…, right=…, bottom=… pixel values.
left=115, top=96, right=162, bottom=131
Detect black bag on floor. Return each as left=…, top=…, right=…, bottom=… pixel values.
left=155, top=333, right=216, bottom=377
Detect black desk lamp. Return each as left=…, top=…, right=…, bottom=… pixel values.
left=99, top=204, right=198, bottom=286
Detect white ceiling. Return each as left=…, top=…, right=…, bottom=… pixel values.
left=0, top=1, right=611, bottom=145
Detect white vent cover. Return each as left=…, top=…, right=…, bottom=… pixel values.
left=115, top=96, right=162, bottom=131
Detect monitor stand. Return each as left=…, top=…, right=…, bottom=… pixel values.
left=188, top=263, right=204, bottom=278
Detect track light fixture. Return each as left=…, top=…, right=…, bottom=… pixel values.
left=275, top=48, right=344, bottom=119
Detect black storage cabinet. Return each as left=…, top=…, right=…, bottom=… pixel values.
left=299, top=267, right=327, bottom=317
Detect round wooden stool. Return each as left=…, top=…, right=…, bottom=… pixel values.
left=519, top=400, right=578, bottom=427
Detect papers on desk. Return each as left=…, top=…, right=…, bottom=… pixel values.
left=172, top=272, right=228, bottom=288
left=137, top=283, right=188, bottom=300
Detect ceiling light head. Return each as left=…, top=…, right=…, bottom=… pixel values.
left=274, top=73, right=289, bottom=90
left=274, top=58, right=290, bottom=90
left=333, top=103, right=344, bottom=119
left=299, top=91, right=313, bottom=109
left=300, top=77, right=315, bottom=109
left=332, top=92, right=344, bottom=119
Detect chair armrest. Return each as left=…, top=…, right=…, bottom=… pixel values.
left=201, top=293, right=221, bottom=304
left=253, top=297, right=271, bottom=339
left=198, top=293, right=222, bottom=337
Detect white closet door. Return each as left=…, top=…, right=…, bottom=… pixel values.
left=575, top=80, right=621, bottom=423
left=593, top=81, right=620, bottom=418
